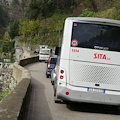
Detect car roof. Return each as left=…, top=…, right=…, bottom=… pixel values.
left=50, top=55, right=57, bottom=59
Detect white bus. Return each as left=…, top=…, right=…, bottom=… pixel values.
left=39, top=45, right=48, bottom=50
left=54, top=17, right=120, bottom=105
left=39, top=48, right=51, bottom=62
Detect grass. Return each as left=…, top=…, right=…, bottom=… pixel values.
left=0, top=88, right=11, bottom=101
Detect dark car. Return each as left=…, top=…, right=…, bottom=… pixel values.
left=46, top=56, right=57, bottom=78
left=34, top=49, right=39, bottom=53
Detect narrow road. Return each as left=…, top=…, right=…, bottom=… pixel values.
left=20, top=62, right=120, bottom=120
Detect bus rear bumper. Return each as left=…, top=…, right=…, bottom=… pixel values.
left=57, top=85, right=120, bottom=105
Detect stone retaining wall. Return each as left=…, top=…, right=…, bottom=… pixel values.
left=0, top=55, right=39, bottom=120
left=19, top=56, right=39, bottom=67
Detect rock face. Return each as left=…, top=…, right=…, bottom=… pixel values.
left=0, top=63, right=17, bottom=93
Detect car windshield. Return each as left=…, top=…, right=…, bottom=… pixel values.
left=40, top=49, right=50, bottom=55
left=71, top=22, right=120, bottom=52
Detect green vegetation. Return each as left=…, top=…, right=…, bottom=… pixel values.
left=19, top=19, right=40, bottom=37
left=1, top=0, right=120, bottom=49
left=79, top=0, right=120, bottom=20
left=18, top=13, right=71, bottom=47
left=25, top=0, right=78, bottom=20
left=9, top=20, right=20, bottom=40
left=17, top=0, right=120, bottom=48
left=0, top=89, right=11, bottom=101
left=79, top=9, right=96, bottom=17
left=0, top=40, right=15, bottom=62
left=0, top=5, right=9, bottom=39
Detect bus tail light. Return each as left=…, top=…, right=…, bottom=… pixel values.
left=60, top=70, right=64, bottom=74
left=59, top=68, right=66, bottom=82
left=60, top=75, right=64, bottom=79
left=66, top=92, right=69, bottom=96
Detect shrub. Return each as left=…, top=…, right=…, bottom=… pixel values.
left=79, top=9, right=96, bottom=17
left=0, top=89, right=11, bottom=101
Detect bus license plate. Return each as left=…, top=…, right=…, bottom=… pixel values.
left=87, top=88, right=105, bottom=93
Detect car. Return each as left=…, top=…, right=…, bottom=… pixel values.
left=51, top=66, right=57, bottom=85
left=34, top=49, right=39, bottom=53
left=46, top=56, right=57, bottom=78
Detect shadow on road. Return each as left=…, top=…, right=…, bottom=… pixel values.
left=18, top=82, right=32, bottom=120
left=18, top=77, right=52, bottom=120
left=66, top=102, right=120, bottom=115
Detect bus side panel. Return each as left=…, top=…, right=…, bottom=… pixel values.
left=60, top=19, right=72, bottom=60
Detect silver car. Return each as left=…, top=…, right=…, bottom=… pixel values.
left=51, top=66, right=57, bottom=85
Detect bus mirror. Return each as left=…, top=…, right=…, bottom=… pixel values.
left=55, top=47, right=60, bottom=55
left=50, top=49, right=52, bottom=54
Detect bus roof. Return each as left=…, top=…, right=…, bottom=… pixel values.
left=66, top=17, right=120, bottom=26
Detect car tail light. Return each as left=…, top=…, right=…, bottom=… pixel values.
left=48, top=58, right=51, bottom=64
left=48, top=64, right=50, bottom=69
left=48, top=58, right=51, bottom=69
left=54, top=69, right=56, bottom=73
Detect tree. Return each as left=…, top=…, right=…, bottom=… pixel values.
left=56, top=0, right=78, bottom=13
left=19, top=19, right=40, bottom=37
left=83, top=0, right=98, bottom=12
left=0, top=5, right=9, bottom=39
left=8, top=20, right=19, bottom=39
left=28, top=20, right=40, bottom=36
left=55, top=19, right=64, bottom=32
left=25, top=0, right=41, bottom=19
left=25, top=0, right=56, bottom=19
left=3, top=31, right=10, bottom=41
left=19, top=19, right=30, bottom=36
left=40, top=19, right=48, bottom=34
left=12, top=0, right=19, bottom=6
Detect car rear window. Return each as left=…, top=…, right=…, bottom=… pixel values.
left=50, top=58, right=57, bottom=64
left=71, top=22, right=120, bottom=52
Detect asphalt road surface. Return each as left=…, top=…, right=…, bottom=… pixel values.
left=19, top=62, right=120, bottom=120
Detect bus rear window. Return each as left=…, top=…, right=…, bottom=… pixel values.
left=71, top=22, right=120, bottom=52
left=50, top=58, right=57, bottom=64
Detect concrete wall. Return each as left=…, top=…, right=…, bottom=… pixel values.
left=13, top=62, right=31, bottom=83
left=0, top=55, right=39, bottom=120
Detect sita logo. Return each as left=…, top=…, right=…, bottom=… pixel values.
left=94, top=53, right=110, bottom=60
left=72, top=49, right=79, bottom=53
